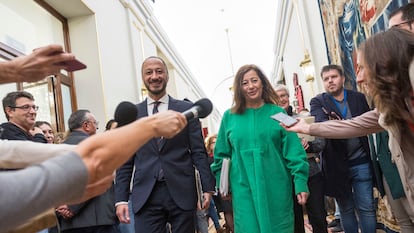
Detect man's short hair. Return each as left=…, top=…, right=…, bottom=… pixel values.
left=142, top=56, right=169, bottom=76
left=320, top=64, right=344, bottom=78
left=390, top=3, right=414, bottom=22
left=2, top=91, right=35, bottom=120
left=273, top=84, right=289, bottom=96
left=68, top=109, right=90, bottom=132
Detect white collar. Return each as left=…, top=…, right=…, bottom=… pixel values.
left=147, top=94, right=169, bottom=105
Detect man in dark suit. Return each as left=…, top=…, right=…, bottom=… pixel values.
left=115, top=56, right=215, bottom=233
left=310, top=64, right=376, bottom=233
left=57, top=109, right=118, bottom=233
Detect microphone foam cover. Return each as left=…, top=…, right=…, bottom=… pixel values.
left=114, top=101, right=138, bottom=127
left=194, top=98, right=213, bottom=118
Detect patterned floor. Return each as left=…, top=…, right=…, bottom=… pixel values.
left=206, top=214, right=387, bottom=233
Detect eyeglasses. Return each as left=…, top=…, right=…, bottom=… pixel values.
left=9, top=105, right=39, bottom=111
left=84, top=120, right=99, bottom=127
left=392, top=19, right=414, bottom=29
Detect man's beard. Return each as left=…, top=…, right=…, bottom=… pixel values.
left=328, top=86, right=344, bottom=98
left=145, top=82, right=167, bottom=95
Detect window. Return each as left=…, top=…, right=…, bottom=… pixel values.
left=0, top=0, right=76, bottom=133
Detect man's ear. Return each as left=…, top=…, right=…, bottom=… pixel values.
left=81, top=121, right=89, bottom=132
left=5, top=106, right=14, bottom=119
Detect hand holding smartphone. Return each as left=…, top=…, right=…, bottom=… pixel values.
left=271, top=112, right=298, bottom=127
left=49, top=51, right=87, bottom=72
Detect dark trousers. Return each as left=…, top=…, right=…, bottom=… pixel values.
left=306, top=172, right=328, bottom=233
left=62, top=225, right=119, bottom=233
left=134, top=181, right=195, bottom=233
left=294, top=185, right=305, bottom=233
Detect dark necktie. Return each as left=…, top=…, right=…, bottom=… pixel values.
left=153, top=101, right=164, bottom=181
left=153, top=101, right=160, bottom=114
left=152, top=101, right=161, bottom=145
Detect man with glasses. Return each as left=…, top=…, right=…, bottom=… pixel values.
left=1, top=91, right=46, bottom=142
left=389, top=3, right=414, bottom=31
left=56, top=109, right=118, bottom=233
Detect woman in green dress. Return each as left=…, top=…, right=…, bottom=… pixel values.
left=211, top=64, right=309, bottom=233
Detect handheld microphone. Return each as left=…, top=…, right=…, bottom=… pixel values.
left=182, top=98, right=213, bottom=120
left=114, top=101, right=138, bottom=127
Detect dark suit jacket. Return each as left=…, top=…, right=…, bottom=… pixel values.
left=310, top=90, right=371, bottom=198
left=115, top=96, right=215, bottom=213
left=0, top=122, right=46, bottom=143
left=60, top=130, right=116, bottom=230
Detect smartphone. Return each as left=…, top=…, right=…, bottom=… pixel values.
left=50, top=51, right=87, bottom=72
left=62, top=59, right=87, bottom=72
left=271, top=112, right=298, bottom=127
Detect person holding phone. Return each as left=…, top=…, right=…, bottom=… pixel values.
left=283, top=27, right=414, bottom=232
left=211, top=64, right=309, bottom=233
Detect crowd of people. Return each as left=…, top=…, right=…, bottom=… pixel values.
left=3, top=2, right=414, bottom=233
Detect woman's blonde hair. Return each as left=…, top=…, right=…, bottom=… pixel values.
left=204, top=134, right=217, bottom=155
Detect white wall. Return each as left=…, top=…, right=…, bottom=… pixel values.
left=272, top=0, right=329, bottom=109
left=0, top=0, right=222, bottom=132
left=67, top=0, right=221, bottom=131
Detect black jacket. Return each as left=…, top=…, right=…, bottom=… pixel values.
left=0, top=122, right=46, bottom=143
left=59, top=130, right=117, bottom=230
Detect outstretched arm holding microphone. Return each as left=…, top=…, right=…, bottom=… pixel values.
left=1, top=110, right=187, bottom=232
left=0, top=47, right=188, bottom=232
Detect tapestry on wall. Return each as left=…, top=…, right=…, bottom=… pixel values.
left=318, top=0, right=409, bottom=90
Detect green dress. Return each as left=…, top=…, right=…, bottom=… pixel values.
left=211, top=103, right=309, bottom=233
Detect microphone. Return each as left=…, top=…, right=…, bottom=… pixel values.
left=114, top=101, right=138, bottom=127
left=182, top=98, right=213, bottom=120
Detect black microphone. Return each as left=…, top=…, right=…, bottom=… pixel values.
left=182, top=98, right=213, bottom=120
left=114, top=101, right=138, bottom=127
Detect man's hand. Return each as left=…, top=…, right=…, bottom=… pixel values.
left=9, top=44, right=75, bottom=83
left=151, top=111, right=187, bottom=138
left=55, top=205, right=74, bottom=219
left=200, top=192, right=212, bottom=210
left=116, top=204, right=130, bottom=224
left=29, top=127, right=44, bottom=136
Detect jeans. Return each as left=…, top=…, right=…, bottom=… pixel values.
left=336, top=162, right=376, bottom=233
left=208, top=198, right=221, bottom=229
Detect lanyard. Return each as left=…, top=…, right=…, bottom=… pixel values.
left=329, top=89, right=348, bottom=119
